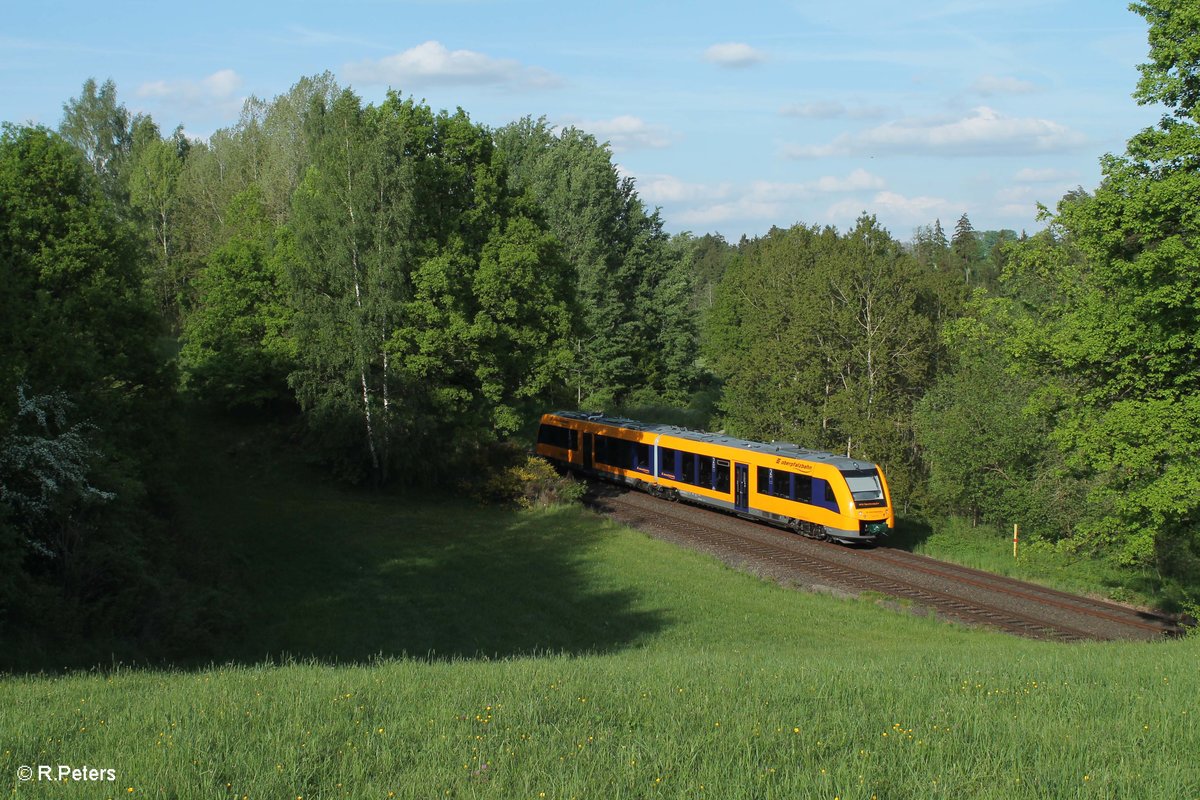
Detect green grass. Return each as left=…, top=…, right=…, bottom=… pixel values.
left=889, top=517, right=1181, bottom=611
left=2, top=418, right=1197, bottom=799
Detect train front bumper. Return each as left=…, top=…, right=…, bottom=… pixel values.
left=826, top=520, right=890, bottom=543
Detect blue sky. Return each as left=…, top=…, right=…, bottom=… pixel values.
left=2, top=0, right=1162, bottom=241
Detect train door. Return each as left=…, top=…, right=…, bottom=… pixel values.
left=734, top=463, right=749, bottom=512
left=583, top=432, right=594, bottom=470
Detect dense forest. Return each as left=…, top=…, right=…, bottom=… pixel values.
left=1, top=0, right=1197, bottom=657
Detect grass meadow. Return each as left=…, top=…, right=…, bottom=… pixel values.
left=2, top=419, right=1197, bottom=799
left=889, top=517, right=1185, bottom=611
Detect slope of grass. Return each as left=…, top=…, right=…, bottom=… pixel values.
left=890, top=517, right=1183, bottom=611
left=2, top=416, right=1196, bottom=799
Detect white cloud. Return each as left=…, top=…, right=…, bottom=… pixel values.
left=780, top=100, right=887, bottom=119
left=138, top=69, right=242, bottom=100
left=635, top=173, right=730, bottom=204
left=676, top=197, right=782, bottom=227
left=660, top=169, right=888, bottom=226
left=203, top=69, right=241, bottom=98
left=704, top=42, right=766, bottom=68
left=136, top=69, right=244, bottom=117
left=813, top=168, right=886, bottom=192
left=996, top=175, right=1078, bottom=217
left=827, top=190, right=955, bottom=225
left=785, top=106, right=1087, bottom=158
left=571, top=115, right=674, bottom=151
left=1014, top=166, right=1078, bottom=182
left=995, top=185, right=1040, bottom=204
left=971, top=74, right=1039, bottom=96
left=343, top=41, right=561, bottom=88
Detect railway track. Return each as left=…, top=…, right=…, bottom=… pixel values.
left=585, top=484, right=1187, bottom=642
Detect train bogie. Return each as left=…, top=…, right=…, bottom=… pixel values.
left=535, top=411, right=894, bottom=543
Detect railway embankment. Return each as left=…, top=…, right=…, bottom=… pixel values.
left=3, top=432, right=1197, bottom=798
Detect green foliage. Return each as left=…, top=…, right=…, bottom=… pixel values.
left=127, top=120, right=188, bottom=326
left=57, top=78, right=132, bottom=206
left=674, top=231, right=737, bottom=317
left=286, top=93, right=576, bottom=484
left=914, top=299, right=1084, bottom=539
left=495, top=118, right=700, bottom=406
left=2, top=436, right=1197, bottom=795
left=1133, top=0, right=1200, bottom=116
left=995, top=17, right=1200, bottom=574
left=704, top=218, right=936, bottom=504
left=180, top=187, right=294, bottom=409
left=480, top=454, right=586, bottom=508
left=0, top=124, right=164, bottom=421
left=0, top=123, right=190, bottom=648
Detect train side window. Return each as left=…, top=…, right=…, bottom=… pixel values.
left=780, top=470, right=793, bottom=500
left=634, top=442, right=651, bottom=472
left=795, top=474, right=812, bottom=504
left=756, top=466, right=771, bottom=495
left=660, top=448, right=677, bottom=478
left=715, top=459, right=730, bottom=493
left=569, top=429, right=578, bottom=450
left=681, top=451, right=697, bottom=484
left=594, top=435, right=612, bottom=466
left=537, top=423, right=571, bottom=449
left=699, top=456, right=713, bottom=488
left=812, top=478, right=839, bottom=512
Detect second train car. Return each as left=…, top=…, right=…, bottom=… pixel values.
left=535, top=411, right=893, bottom=543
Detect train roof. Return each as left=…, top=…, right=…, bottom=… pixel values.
left=545, top=410, right=879, bottom=472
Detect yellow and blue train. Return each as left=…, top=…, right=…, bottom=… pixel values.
left=536, top=411, right=894, bottom=543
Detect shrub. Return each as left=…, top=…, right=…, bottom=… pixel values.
left=482, top=454, right=585, bottom=509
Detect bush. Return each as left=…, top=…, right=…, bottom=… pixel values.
left=481, top=454, right=585, bottom=509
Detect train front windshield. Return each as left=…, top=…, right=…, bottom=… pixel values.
left=842, top=469, right=884, bottom=502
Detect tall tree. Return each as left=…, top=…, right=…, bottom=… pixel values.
left=287, top=93, right=575, bottom=483
left=0, top=124, right=173, bottom=636
left=985, top=0, right=1200, bottom=576
left=180, top=186, right=293, bottom=409
left=58, top=78, right=132, bottom=207
left=914, top=303, right=1082, bottom=536
left=495, top=117, right=699, bottom=407
left=128, top=119, right=190, bottom=326
left=951, top=212, right=981, bottom=287
left=287, top=89, right=405, bottom=482
left=705, top=218, right=935, bottom=502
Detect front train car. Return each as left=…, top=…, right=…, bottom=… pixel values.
left=535, top=411, right=894, bottom=544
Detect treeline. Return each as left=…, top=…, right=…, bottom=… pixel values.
left=921, top=0, right=1199, bottom=586
left=64, top=76, right=700, bottom=481
left=2, top=0, right=1197, bottom=658
left=1, top=75, right=706, bottom=656
left=0, top=123, right=193, bottom=656
left=705, top=2, right=1199, bottom=591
